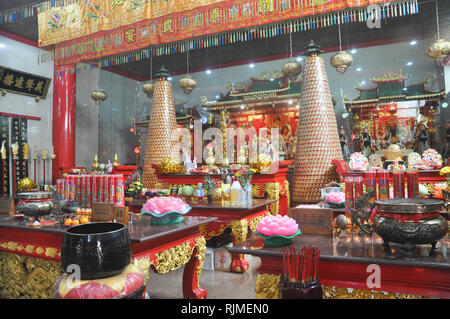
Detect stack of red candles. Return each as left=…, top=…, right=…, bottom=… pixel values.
left=393, top=169, right=405, bottom=198
left=282, top=245, right=320, bottom=284
left=406, top=169, right=419, bottom=198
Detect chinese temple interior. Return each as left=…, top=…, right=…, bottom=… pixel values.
left=0, top=0, right=449, bottom=302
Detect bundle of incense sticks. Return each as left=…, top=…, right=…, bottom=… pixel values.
left=282, top=245, right=320, bottom=284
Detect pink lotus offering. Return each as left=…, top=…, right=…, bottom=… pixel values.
left=325, top=192, right=345, bottom=203
left=256, top=215, right=299, bottom=237
left=142, top=196, right=189, bottom=215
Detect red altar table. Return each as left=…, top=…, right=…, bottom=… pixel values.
left=332, top=159, right=447, bottom=215
left=189, top=199, right=276, bottom=273
left=333, top=159, right=446, bottom=186
left=153, top=160, right=293, bottom=216
left=229, top=232, right=450, bottom=299
left=112, top=165, right=140, bottom=180
left=128, top=198, right=277, bottom=274
left=0, top=215, right=215, bottom=299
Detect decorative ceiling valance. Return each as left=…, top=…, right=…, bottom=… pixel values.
left=35, top=0, right=417, bottom=69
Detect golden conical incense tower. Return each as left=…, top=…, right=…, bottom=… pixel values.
left=292, top=41, right=343, bottom=203
left=142, top=66, right=178, bottom=188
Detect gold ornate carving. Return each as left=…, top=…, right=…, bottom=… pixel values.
left=248, top=213, right=269, bottom=232
left=252, top=183, right=266, bottom=198
left=285, top=180, right=290, bottom=209
left=230, top=219, right=249, bottom=244
left=133, top=256, right=151, bottom=287
left=252, top=278, right=427, bottom=299
left=322, top=286, right=426, bottom=299
left=255, top=273, right=281, bottom=299
left=266, top=182, right=280, bottom=215
left=150, top=242, right=193, bottom=274
left=253, top=70, right=284, bottom=80
left=199, top=223, right=227, bottom=240
left=147, top=235, right=206, bottom=292
left=243, top=92, right=277, bottom=101
left=370, top=72, right=411, bottom=83
left=0, top=240, right=60, bottom=258
left=193, top=236, right=206, bottom=288
left=0, top=251, right=63, bottom=299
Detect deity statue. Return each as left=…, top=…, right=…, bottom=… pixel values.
left=416, top=122, right=429, bottom=155
left=381, top=122, right=400, bottom=148
left=0, top=141, right=6, bottom=160
left=339, top=128, right=351, bottom=161
left=360, top=127, right=373, bottom=157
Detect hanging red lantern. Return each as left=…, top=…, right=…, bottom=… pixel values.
left=134, top=147, right=140, bottom=154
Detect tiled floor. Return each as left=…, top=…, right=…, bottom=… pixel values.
left=148, top=254, right=261, bottom=299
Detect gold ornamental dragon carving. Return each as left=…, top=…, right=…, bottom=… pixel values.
left=0, top=251, right=63, bottom=299
left=266, top=182, right=280, bottom=215
left=230, top=219, right=249, bottom=244
left=254, top=273, right=426, bottom=299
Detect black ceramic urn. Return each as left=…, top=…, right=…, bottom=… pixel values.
left=61, top=222, right=132, bottom=280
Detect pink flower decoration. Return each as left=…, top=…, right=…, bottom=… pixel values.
left=256, top=215, right=298, bottom=237
left=143, top=196, right=189, bottom=215
left=325, top=192, right=345, bottom=203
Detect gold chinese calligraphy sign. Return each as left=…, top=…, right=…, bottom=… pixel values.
left=0, top=66, right=52, bottom=99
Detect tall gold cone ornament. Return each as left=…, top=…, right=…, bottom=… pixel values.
left=142, top=66, right=179, bottom=188
left=292, top=41, right=343, bottom=203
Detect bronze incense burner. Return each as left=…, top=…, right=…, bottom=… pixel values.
left=352, top=195, right=448, bottom=257
left=372, top=198, right=447, bottom=254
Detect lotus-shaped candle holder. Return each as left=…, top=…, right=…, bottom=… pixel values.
left=256, top=215, right=301, bottom=246
left=141, top=196, right=191, bottom=225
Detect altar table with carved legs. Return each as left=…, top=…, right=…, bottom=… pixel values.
left=0, top=215, right=215, bottom=299
left=153, top=160, right=293, bottom=216
left=189, top=199, right=277, bottom=273
left=228, top=232, right=450, bottom=299
left=128, top=199, right=277, bottom=274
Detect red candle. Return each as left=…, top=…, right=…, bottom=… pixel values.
left=393, top=169, right=404, bottom=198
left=406, top=169, right=419, bottom=198
left=69, top=175, right=75, bottom=201
left=354, top=176, right=364, bottom=198
left=344, top=176, right=354, bottom=208
left=365, top=170, right=377, bottom=201
left=109, top=175, right=116, bottom=204
left=86, top=175, right=92, bottom=208
left=103, top=175, right=109, bottom=202
left=378, top=170, right=390, bottom=199
left=92, top=175, right=98, bottom=203
left=64, top=176, right=69, bottom=201
left=116, top=175, right=124, bottom=207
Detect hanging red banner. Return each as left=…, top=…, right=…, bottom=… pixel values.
left=37, top=0, right=408, bottom=67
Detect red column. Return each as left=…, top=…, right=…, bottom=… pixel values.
left=52, top=64, right=76, bottom=183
